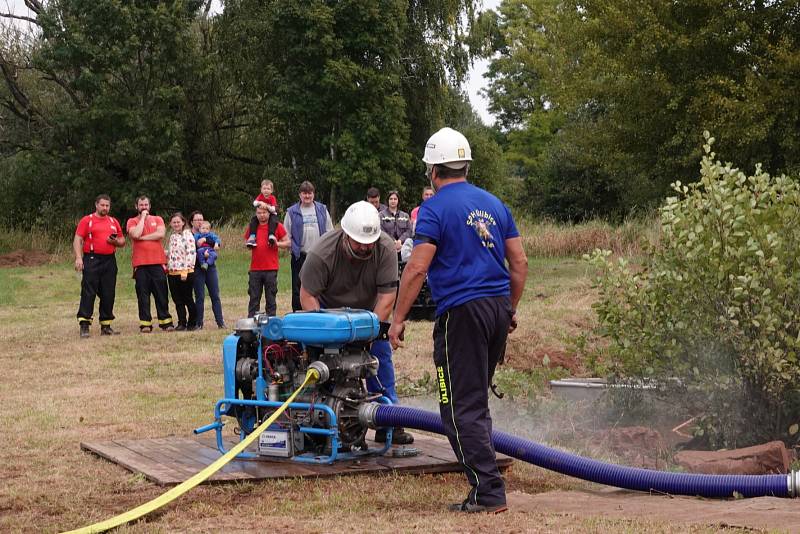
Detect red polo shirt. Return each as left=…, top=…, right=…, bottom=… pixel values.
left=75, top=214, right=121, bottom=255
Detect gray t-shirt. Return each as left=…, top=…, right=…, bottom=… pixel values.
left=300, top=229, right=398, bottom=310
left=283, top=204, right=334, bottom=253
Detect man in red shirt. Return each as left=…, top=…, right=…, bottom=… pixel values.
left=245, top=204, right=290, bottom=317
left=74, top=194, right=125, bottom=338
left=126, top=195, right=174, bottom=333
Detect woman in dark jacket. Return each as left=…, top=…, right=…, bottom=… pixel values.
left=379, top=190, right=412, bottom=253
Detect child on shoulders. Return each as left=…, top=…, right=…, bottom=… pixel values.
left=247, top=179, right=279, bottom=248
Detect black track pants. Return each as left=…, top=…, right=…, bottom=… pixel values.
left=433, top=295, right=512, bottom=507
left=134, top=264, right=173, bottom=328
left=77, top=254, right=117, bottom=325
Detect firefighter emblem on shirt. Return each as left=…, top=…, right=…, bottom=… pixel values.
left=466, top=209, right=496, bottom=248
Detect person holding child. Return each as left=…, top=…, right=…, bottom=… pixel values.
left=246, top=179, right=279, bottom=248
left=195, top=220, right=221, bottom=270
left=189, top=211, right=225, bottom=329
left=167, top=212, right=198, bottom=331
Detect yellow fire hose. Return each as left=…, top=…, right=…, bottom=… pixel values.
left=63, top=369, right=320, bottom=534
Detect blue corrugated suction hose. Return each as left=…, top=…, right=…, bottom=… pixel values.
left=365, top=404, right=796, bottom=498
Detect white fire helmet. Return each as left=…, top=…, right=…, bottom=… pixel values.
left=422, top=127, right=472, bottom=169
left=340, top=201, right=382, bottom=244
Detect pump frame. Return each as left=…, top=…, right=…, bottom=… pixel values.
left=195, top=396, right=393, bottom=464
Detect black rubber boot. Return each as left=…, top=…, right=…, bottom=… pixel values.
left=448, top=499, right=508, bottom=514
left=100, top=325, right=119, bottom=335
left=80, top=324, right=90, bottom=338
left=374, top=427, right=415, bottom=445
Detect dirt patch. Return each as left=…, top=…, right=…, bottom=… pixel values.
left=508, top=489, right=800, bottom=533
left=570, top=427, right=670, bottom=470
left=506, top=343, right=581, bottom=374
left=0, top=249, right=51, bottom=268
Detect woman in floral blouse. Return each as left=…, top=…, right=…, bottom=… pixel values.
left=167, top=212, right=198, bottom=330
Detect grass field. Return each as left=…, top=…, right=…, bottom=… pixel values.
left=0, top=224, right=751, bottom=533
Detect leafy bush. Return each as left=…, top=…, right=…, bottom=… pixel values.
left=587, top=132, right=800, bottom=448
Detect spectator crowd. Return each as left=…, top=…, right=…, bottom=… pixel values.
left=73, top=181, right=431, bottom=338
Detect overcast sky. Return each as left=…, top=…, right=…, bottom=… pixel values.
left=4, top=0, right=500, bottom=123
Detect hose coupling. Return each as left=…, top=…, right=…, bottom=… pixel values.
left=357, top=402, right=381, bottom=429
left=788, top=470, right=800, bottom=498
left=308, top=361, right=330, bottom=384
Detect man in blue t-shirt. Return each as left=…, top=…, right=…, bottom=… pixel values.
left=389, top=127, right=528, bottom=514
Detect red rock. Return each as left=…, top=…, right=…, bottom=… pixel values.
left=675, top=441, right=792, bottom=475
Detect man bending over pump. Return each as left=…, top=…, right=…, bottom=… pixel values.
left=299, top=200, right=414, bottom=445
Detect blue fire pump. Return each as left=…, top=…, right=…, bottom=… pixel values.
left=194, top=309, right=394, bottom=464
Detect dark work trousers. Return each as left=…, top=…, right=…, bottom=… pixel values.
left=248, top=270, right=278, bottom=317
left=134, top=264, right=173, bottom=328
left=77, top=253, right=117, bottom=325
left=433, top=295, right=512, bottom=508
left=290, top=252, right=307, bottom=312
left=168, top=273, right=197, bottom=328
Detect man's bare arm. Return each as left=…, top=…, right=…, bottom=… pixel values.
left=505, top=236, right=528, bottom=311
left=73, top=235, right=84, bottom=271
left=505, top=236, right=528, bottom=332
left=373, top=291, right=396, bottom=323
left=127, top=214, right=146, bottom=239
left=388, top=242, right=436, bottom=348
left=138, top=224, right=165, bottom=241
left=300, top=287, right=321, bottom=311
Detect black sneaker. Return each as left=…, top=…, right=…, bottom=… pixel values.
left=175, top=324, right=187, bottom=331
left=100, top=325, right=119, bottom=336
left=217, top=323, right=226, bottom=329
left=374, top=427, right=414, bottom=445
left=268, top=234, right=278, bottom=247
left=80, top=324, right=90, bottom=338
left=448, top=500, right=508, bottom=514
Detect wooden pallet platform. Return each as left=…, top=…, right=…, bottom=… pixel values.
left=81, top=430, right=513, bottom=486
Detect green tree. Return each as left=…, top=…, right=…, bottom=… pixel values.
left=485, top=0, right=800, bottom=219
left=216, top=0, right=486, bottom=216
left=0, top=0, right=232, bottom=228
left=216, top=0, right=414, bottom=218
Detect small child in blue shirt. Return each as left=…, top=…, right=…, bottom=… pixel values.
left=195, top=221, right=221, bottom=270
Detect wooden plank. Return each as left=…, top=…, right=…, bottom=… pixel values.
left=82, top=430, right=513, bottom=486
left=81, top=441, right=184, bottom=485
left=113, top=439, right=200, bottom=481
